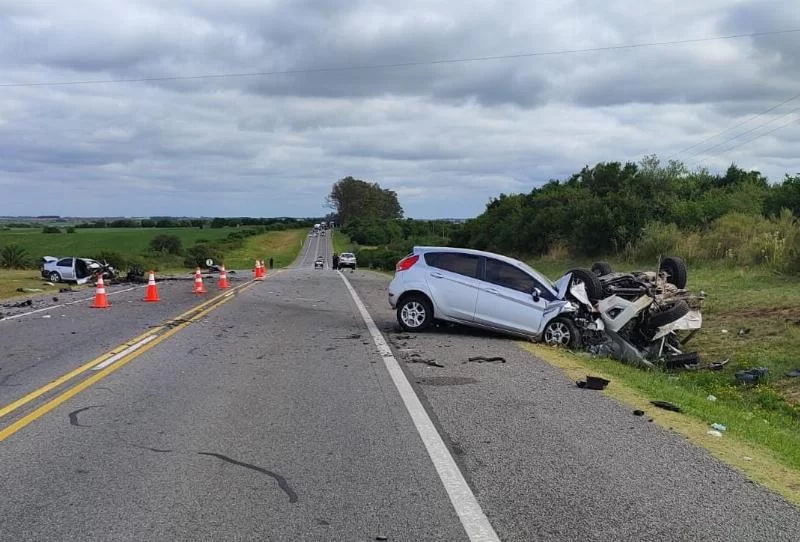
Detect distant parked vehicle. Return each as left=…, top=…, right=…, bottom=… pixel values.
left=338, top=252, right=357, bottom=270
left=41, top=256, right=117, bottom=284
left=314, top=257, right=325, bottom=269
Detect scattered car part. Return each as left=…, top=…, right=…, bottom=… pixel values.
left=650, top=400, right=682, bottom=413
left=735, top=367, right=769, bottom=385
left=786, top=369, right=800, bottom=378
left=467, top=356, right=506, bottom=363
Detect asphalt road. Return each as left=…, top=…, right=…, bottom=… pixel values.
left=1, top=232, right=799, bottom=541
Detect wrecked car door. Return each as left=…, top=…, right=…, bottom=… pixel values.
left=423, top=252, right=482, bottom=322
left=56, top=258, right=75, bottom=281
left=474, top=258, right=550, bottom=335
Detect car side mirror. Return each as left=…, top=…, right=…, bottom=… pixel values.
left=532, top=287, right=541, bottom=302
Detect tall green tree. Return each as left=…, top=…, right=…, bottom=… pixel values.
left=327, top=176, right=403, bottom=226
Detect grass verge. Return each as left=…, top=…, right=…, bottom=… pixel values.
left=521, top=343, right=800, bottom=506
left=525, top=257, right=800, bottom=500
left=0, top=270, right=68, bottom=302
left=223, top=229, right=307, bottom=269
left=332, top=231, right=352, bottom=254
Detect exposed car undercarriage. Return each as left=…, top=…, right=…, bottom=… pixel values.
left=549, top=257, right=705, bottom=369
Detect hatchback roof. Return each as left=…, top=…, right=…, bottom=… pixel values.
left=412, top=246, right=555, bottom=287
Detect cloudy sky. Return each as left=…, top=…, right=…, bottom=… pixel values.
left=0, top=0, right=798, bottom=218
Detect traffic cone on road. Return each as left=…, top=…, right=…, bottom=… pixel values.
left=261, top=260, right=268, bottom=276
left=218, top=265, right=231, bottom=289
left=143, top=271, right=160, bottom=302
left=193, top=268, right=207, bottom=294
left=254, top=260, right=264, bottom=281
left=90, top=275, right=111, bottom=309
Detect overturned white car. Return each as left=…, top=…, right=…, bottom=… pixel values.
left=559, top=258, right=704, bottom=368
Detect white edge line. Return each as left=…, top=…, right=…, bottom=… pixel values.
left=338, top=271, right=500, bottom=542
left=0, top=285, right=143, bottom=322
left=91, top=334, right=159, bottom=371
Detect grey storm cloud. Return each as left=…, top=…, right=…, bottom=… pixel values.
left=0, top=0, right=799, bottom=218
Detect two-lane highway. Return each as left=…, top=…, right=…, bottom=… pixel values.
left=2, top=232, right=800, bottom=541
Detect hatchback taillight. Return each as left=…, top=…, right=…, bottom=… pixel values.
left=396, top=254, right=419, bottom=272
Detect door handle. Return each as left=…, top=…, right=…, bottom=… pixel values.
left=430, top=272, right=444, bottom=278
left=485, top=287, right=500, bottom=295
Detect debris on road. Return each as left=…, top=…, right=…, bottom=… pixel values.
left=633, top=410, right=645, bottom=416
left=3, top=299, right=33, bottom=309
left=650, top=400, right=682, bottom=413
left=711, top=423, right=727, bottom=432
left=466, top=356, right=506, bottom=363
left=576, top=375, right=610, bottom=390
left=738, top=328, right=751, bottom=336
left=707, top=430, right=723, bottom=438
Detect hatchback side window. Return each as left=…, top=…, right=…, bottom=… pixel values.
left=57, top=258, right=73, bottom=267
left=484, top=259, right=536, bottom=293
left=424, top=252, right=480, bottom=279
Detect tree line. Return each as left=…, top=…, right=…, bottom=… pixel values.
left=328, top=160, right=800, bottom=273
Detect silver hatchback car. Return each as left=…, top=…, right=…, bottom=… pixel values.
left=388, top=246, right=587, bottom=346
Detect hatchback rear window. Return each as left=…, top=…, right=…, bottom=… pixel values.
left=424, top=252, right=480, bottom=279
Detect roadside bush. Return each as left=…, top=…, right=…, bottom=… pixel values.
left=92, top=251, right=127, bottom=270
left=42, top=226, right=62, bottom=234
left=66, top=227, right=76, bottom=234
left=630, top=222, right=683, bottom=263
left=183, top=243, right=224, bottom=268
left=0, top=244, right=30, bottom=269
left=149, top=234, right=183, bottom=255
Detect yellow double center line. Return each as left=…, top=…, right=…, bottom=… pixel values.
left=0, top=276, right=267, bottom=442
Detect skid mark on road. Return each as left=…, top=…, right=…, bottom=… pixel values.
left=198, top=452, right=298, bottom=503
left=68, top=405, right=104, bottom=427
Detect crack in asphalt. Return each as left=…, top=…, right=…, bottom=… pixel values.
left=198, top=452, right=298, bottom=503
left=0, top=363, right=39, bottom=387
left=128, top=443, right=174, bottom=453
left=68, top=405, right=104, bottom=427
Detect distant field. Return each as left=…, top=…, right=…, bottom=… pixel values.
left=0, top=227, right=238, bottom=260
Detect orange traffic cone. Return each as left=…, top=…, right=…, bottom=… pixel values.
left=193, top=268, right=207, bottom=294
left=255, top=260, right=265, bottom=280
left=261, top=260, right=268, bottom=276
left=91, top=275, right=111, bottom=309
left=143, top=271, right=160, bottom=302
left=218, top=265, right=231, bottom=289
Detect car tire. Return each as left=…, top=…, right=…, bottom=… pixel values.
left=567, top=268, right=603, bottom=301
left=647, top=300, right=690, bottom=328
left=591, top=261, right=613, bottom=276
left=543, top=317, right=581, bottom=348
left=48, top=271, right=61, bottom=283
left=659, top=256, right=688, bottom=289
left=397, top=294, right=433, bottom=332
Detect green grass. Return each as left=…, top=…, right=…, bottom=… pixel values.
left=528, top=257, right=800, bottom=471
left=0, top=227, right=239, bottom=261
left=0, top=269, right=72, bottom=302
left=224, top=229, right=307, bottom=269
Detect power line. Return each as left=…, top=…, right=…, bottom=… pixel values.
left=685, top=103, right=800, bottom=160
left=690, top=115, right=798, bottom=169
left=665, top=91, right=800, bottom=161
left=2, top=28, right=799, bottom=89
